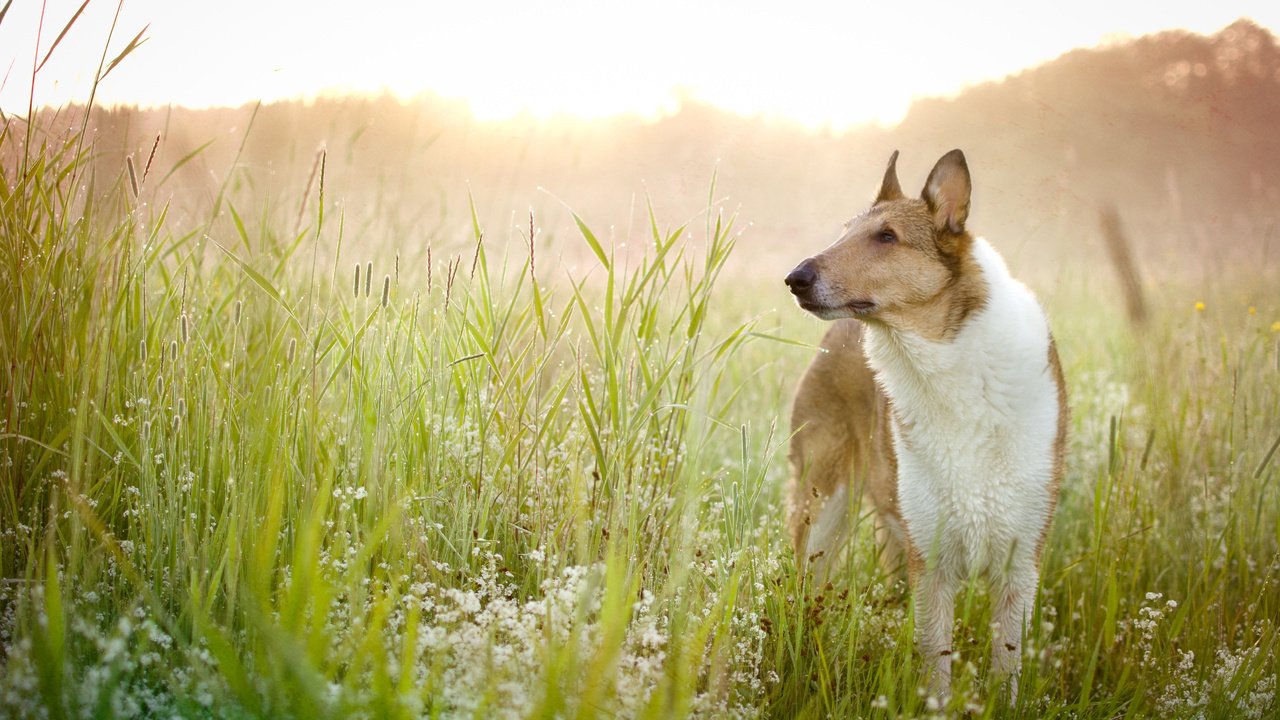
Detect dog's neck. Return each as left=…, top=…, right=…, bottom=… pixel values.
left=861, top=238, right=1043, bottom=407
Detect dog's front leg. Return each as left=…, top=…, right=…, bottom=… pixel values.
left=990, top=562, right=1038, bottom=701
left=911, top=561, right=957, bottom=701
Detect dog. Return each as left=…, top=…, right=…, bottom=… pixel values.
left=784, top=149, right=1067, bottom=700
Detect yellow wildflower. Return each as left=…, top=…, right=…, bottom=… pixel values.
left=1194, top=301, right=1205, bottom=312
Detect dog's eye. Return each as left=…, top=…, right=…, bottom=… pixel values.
left=876, top=230, right=897, bottom=244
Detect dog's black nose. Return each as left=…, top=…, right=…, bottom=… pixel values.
left=784, top=261, right=817, bottom=295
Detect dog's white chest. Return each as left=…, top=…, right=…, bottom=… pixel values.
left=893, top=404, right=1049, bottom=575
left=866, top=240, right=1060, bottom=577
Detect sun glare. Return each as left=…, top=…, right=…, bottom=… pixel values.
left=1, top=1, right=1278, bottom=126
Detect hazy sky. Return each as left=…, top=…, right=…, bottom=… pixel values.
left=2, top=1, right=1278, bottom=127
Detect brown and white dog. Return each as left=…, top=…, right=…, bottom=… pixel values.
left=784, top=149, right=1067, bottom=699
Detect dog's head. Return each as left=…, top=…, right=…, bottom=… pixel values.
left=785, top=149, right=974, bottom=322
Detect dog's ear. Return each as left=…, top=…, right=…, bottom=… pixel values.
left=874, top=150, right=904, bottom=203
left=922, top=149, right=971, bottom=234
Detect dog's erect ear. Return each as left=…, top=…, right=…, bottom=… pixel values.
left=922, top=149, right=971, bottom=234
left=874, top=150, right=904, bottom=203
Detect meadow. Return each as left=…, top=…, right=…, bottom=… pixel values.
left=3, top=57, right=1280, bottom=720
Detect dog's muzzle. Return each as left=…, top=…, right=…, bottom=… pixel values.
left=784, top=259, right=818, bottom=297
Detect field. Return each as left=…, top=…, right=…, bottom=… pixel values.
left=3, top=59, right=1280, bottom=720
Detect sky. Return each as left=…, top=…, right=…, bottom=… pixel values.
left=1, top=1, right=1279, bottom=127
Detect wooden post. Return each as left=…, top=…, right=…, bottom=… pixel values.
left=1098, top=205, right=1148, bottom=325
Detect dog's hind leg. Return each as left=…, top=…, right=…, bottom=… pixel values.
left=787, top=403, right=856, bottom=579
left=874, top=511, right=909, bottom=580
left=787, top=320, right=880, bottom=579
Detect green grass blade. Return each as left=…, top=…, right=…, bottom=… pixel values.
left=35, top=0, right=91, bottom=74
left=97, top=23, right=148, bottom=82
left=212, top=239, right=304, bottom=333
left=572, top=212, right=610, bottom=269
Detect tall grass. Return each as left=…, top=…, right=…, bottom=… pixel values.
left=1, top=105, right=786, bottom=717
left=3, top=65, right=1280, bottom=720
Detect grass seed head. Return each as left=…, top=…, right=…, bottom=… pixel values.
left=126, top=156, right=139, bottom=198
left=287, top=338, right=297, bottom=365
left=180, top=314, right=189, bottom=345
left=365, top=261, right=373, bottom=297
left=169, top=340, right=178, bottom=363
left=234, top=300, right=242, bottom=326
left=143, top=134, right=160, bottom=182
left=354, top=263, right=361, bottom=298
left=382, top=275, right=390, bottom=308
left=156, top=376, right=164, bottom=397
left=140, top=339, right=147, bottom=362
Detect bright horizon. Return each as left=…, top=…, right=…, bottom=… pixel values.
left=2, top=1, right=1279, bottom=128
